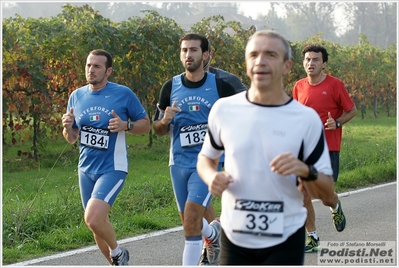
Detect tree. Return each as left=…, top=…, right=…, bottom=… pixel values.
left=190, top=15, right=254, bottom=87
left=274, top=2, right=340, bottom=42
left=2, top=14, right=74, bottom=158
left=106, top=2, right=157, bottom=22
left=159, top=2, right=193, bottom=18
left=1, top=2, right=64, bottom=19
left=257, top=5, right=290, bottom=35
left=116, top=10, right=185, bottom=146
left=340, top=2, right=397, bottom=49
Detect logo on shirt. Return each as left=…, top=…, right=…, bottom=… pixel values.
left=235, top=200, right=284, bottom=212
left=90, top=115, right=100, bottom=121
left=205, top=88, right=212, bottom=91
left=189, top=105, right=200, bottom=111
left=322, top=91, right=327, bottom=95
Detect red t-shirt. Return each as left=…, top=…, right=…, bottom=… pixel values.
left=292, top=75, right=355, bottom=151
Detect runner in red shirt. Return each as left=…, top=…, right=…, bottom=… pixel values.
left=292, top=44, right=357, bottom=253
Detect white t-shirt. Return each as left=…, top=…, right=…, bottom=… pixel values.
left=200, top=91, right=332, bottom=249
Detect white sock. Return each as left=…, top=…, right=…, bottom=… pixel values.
left=201, top=218, right=214, bottom=240
left=182, top=237, right=203, bottom=265
left=331, top=202, right=339, bottom=212
left=110, top=245, right=122, bottom=257
left=308, top=231, right=319, bottom=240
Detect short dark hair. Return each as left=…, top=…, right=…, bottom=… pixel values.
left=179, top=33, right=209, bottom=53
left=302, top=45, right=329, bottom=63
left=89, top=49, right=113, bottom=69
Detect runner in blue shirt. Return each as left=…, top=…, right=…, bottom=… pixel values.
left=62, top=49, right=150, bottom=266
left=153, top=34, right=236, bottom=266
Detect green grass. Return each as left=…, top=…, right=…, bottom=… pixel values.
left=2, top=111, right=396, bottom=264
left=2, top=134, right=182, bottom=264
left=335, top=113, right=397, bottom=192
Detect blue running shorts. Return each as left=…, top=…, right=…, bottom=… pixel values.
left=78, top=169, right=127, bottom=209
left=170, top=163, right=222, bottom=212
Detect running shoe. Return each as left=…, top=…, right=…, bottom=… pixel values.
left=111, top=246, right=130, bottom=266
left=204, top=219, right=221, bottom=265
left=198, top=247, right=210, bottom=266
left=332, top=199, right=346, bottom=232
left=304, top=235, right=320, bottom=253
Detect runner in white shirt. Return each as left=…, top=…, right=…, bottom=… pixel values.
left=197, top=30, right=338, bottom=265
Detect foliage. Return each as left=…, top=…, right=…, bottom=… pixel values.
left=115, top=10, right=185, bottom=146
left=190, top=15, right=255, bottom=87
left=2, top=4, right=397, bottom=160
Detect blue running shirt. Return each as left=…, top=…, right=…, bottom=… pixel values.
left=67, top=82, right=147, bottom=174
left=169, top=73, right=220, bottom=168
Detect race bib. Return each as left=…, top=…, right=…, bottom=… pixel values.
left=80, top=125, right=110, bottom=150
left=231, top=199, right=284, bottom=237
left=179, top=122, right=207, bottom=148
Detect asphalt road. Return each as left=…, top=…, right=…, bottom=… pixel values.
left=7, top=182, right=397, bottom=267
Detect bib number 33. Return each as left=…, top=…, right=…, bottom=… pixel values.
left=231, top=199, right=284, bottom=237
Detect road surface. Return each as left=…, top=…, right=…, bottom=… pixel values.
left=7, top=182, right=397, bottom=267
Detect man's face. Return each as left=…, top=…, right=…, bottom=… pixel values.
left=85, top=54, right=110, bottom=85
left=245, top=35, right=291, bottom=89
left=303, top=51, right=326, bottom=77
left=180, top=40, right=205, bottom=73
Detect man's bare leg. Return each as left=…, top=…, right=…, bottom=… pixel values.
left=204, top=202, right=216, bottom=223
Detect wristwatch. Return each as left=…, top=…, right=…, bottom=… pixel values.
left=126, top=121, right=134, bottom=131
left=301, top=165, right=318, bottom=181
left=335, top=120, right=341, bottom=128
